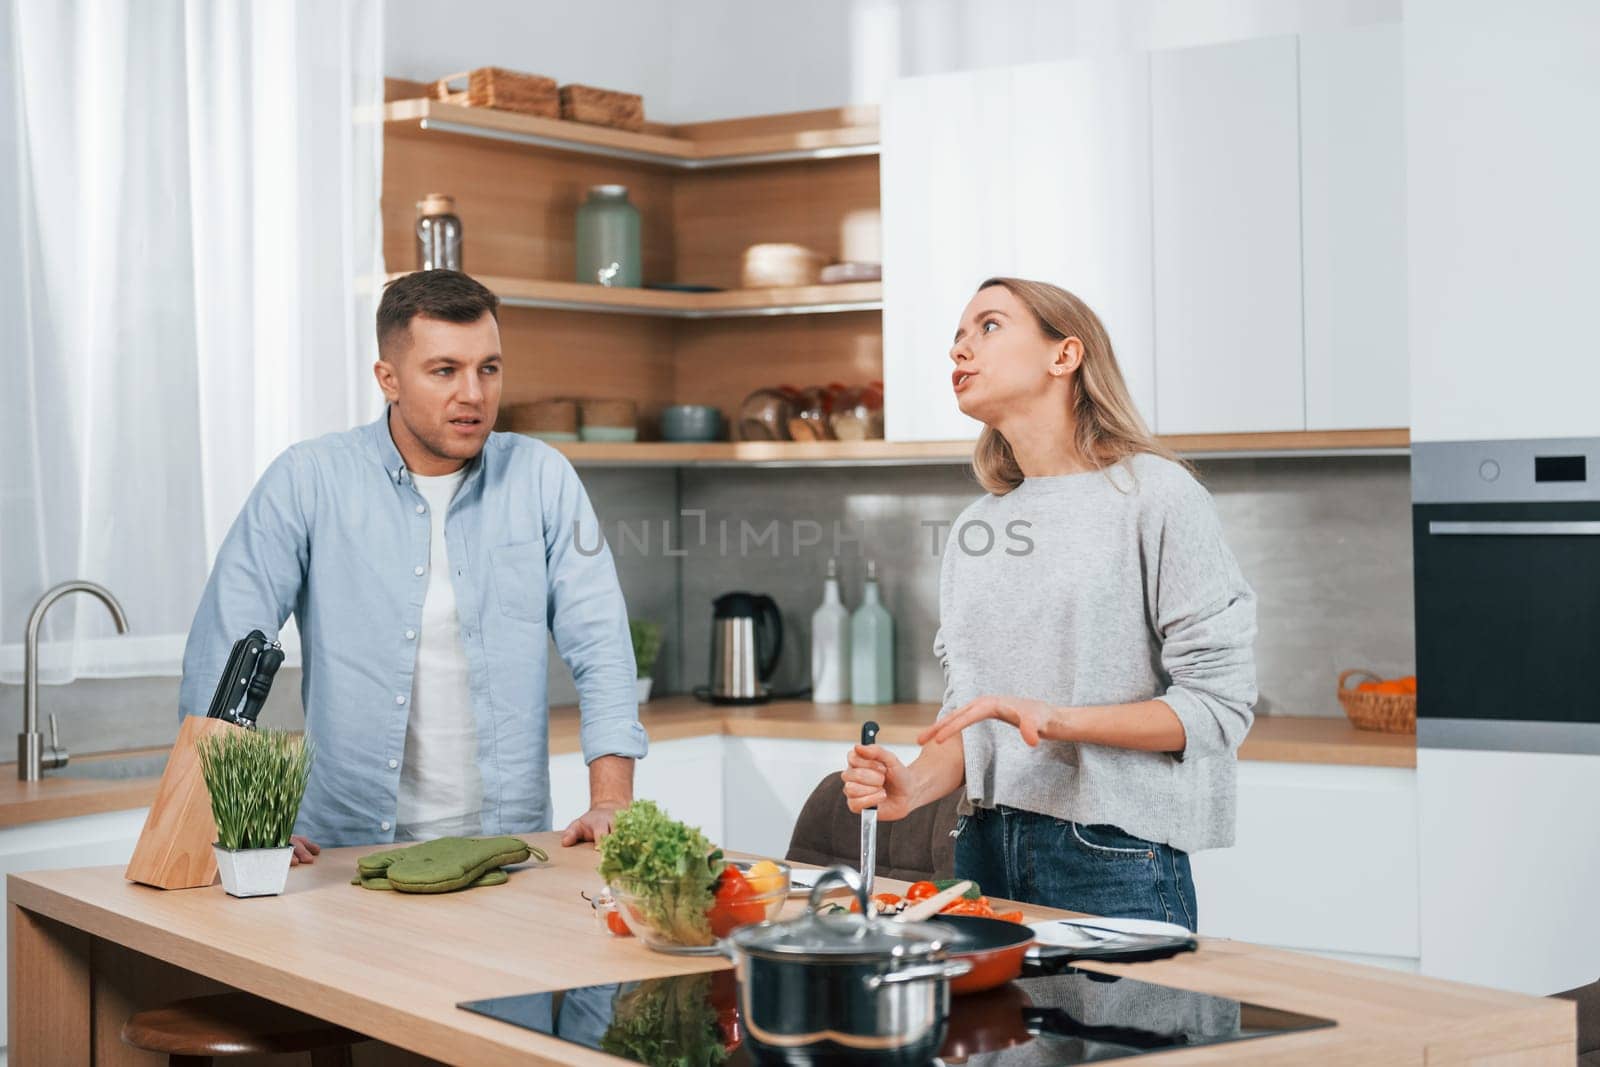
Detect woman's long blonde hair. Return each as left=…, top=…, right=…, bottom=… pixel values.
left=971, top=276, right=1185, bottom=495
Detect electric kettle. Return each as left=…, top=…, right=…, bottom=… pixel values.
left=708, top=592, right=783, bottom=705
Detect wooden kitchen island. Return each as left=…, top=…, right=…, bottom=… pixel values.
left=7, top=832, right=1571, bottom=1066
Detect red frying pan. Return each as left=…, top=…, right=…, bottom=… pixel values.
left=927, top=914, right=1035, bottom=995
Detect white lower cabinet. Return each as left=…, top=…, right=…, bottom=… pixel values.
left=1418, top=747, right=1600, bottom=996
left=1190, top=761, right=1419, bottom=971
left=0, top=807, right=151, bottom=1048
left=550, top=735, right=727, bottom=848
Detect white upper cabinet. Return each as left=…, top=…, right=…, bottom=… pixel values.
left=1009, top=57, right=1156, bottom=434
left=883, top=29, right=1408, bottom=442
left=881, top=56, right=1155, bottom=443
left=881, top=67, right=1013, bottom=443
left=1407, top=0, right=1600, bottom=444
left=1301, top=23, right=1408, bottom=431
left=1151, top=35, right=1304, bottom=435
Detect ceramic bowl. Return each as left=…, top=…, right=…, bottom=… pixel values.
left=660, top=405, right=723, bottom=442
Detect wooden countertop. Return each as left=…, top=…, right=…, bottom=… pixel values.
left=556, top=696, right=1419, bottom=769
left=0, top=702, right=1412, bottom=830
left=0, top=748, right=166, bottom=828
left=8, top=834, right=1570, bottom=1065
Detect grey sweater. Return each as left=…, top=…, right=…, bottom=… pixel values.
left=935, top=453, right=1257, bottom=853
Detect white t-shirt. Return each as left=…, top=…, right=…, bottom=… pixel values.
left=394, top=467, right=482, bottom=840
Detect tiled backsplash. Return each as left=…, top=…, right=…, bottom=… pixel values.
left=659, top=456, right=1415, bottom=718
left=0, top=455, right=1414, bottom=756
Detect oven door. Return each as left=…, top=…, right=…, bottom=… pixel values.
left=1413, top=501, right=1600, bottom=733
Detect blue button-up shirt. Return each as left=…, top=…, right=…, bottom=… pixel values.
left=179, top=411, right=648, bottom=847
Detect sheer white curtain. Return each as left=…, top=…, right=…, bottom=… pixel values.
left=0, top=0, right=385, bottom=683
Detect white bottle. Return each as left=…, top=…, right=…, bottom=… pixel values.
left=810, top=559, right=851, bottom=703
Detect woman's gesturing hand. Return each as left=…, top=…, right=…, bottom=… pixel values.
left=841, top=743, right=918, bottom=821
left=918, top=695, right=1058, bottom=747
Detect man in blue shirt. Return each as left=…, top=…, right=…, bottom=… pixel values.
left=180, top=270, right=647, bottom=859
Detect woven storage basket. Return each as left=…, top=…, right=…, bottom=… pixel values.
left=432, top=67, right=558, bottom=118
left=559, top=84, right=645, bottom=132
left=1337, top=669, right=1417, bottom=734
left=578, top=398, right=637, bottom=429
left=503, top=399, right=578, bottom=435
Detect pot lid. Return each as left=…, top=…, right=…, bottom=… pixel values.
left=731, top=907, right=949, bottom=961
left=728, top=865, right=949, bottom=961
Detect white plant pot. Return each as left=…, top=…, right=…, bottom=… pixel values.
left=635, top=676, right=653, bottom=704
left=213, top=844, right=294, bottom=898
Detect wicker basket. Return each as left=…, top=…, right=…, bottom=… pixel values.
left=432, top=67, right=559, bottom=118
left=1337, top=669, right=1417, bottom=734
left=502, top=399, right=578, bottom=435
left=559, top=84, right=645, bottom=132
left=578, top=398, right=637, bottom=429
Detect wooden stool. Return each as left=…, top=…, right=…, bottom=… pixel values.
left=121, top=992, right=361, bottom=1066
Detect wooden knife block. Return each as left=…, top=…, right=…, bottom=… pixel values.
left=125, top=716, right=235, bottom=889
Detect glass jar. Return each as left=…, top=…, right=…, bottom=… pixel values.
left=415, top=193, right=463, bottom=271
left=575, top=185, right=642, bottom=287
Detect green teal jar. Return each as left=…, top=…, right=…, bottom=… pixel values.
left=850, top=559, right=895, bottom=705
left=575, top=185, right=642, bottom=287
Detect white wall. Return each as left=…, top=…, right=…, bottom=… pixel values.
left=1406, top=0, right=1600, bottom=443
left=386, top=0, right=1400, bottom=124
left=667, top=0, right=1400, bottom=121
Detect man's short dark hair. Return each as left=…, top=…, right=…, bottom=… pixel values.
left=376, top=270, right=500, bottom=358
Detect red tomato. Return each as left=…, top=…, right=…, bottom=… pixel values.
left=905, top=881, right=939, bottom=902
left=708, top=901, right=738, bottom=937
left=710, top=867, right=763, bottom=936
left=715, top=867, right=754, bottom=900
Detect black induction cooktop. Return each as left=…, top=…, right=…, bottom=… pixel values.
left=459, top=961, right=1334, bottom=1065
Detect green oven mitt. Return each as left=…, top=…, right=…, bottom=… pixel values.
left=352, top=836, right=545, bottom=893
left=354, top=868, right=510, bottom=892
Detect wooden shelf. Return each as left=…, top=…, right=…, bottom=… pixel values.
left=541, top=429, right=1410, bottom=468
left=390, top=274, right=882, bottom=318
left=384, top=98, right=879, bottom=169
left=548, top=439, right=968, bottom=468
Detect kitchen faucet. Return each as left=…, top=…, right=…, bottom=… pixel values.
left=20, top=581, right=129, bottom=781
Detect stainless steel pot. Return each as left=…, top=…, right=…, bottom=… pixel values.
left=725, top=866, right=971, bottom=1066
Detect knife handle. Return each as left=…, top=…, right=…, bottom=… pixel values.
left=857, top=726, right=883, bottom=819
left=205, top=630, right=267, bottom=720
left=240, top=645, right=285, bottom=726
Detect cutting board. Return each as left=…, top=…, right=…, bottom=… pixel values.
left=124, top=715, right=233, bottom=890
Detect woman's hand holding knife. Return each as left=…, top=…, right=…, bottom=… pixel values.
left=842, top=723, right=966, bottom=822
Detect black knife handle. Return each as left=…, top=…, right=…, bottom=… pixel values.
left=861, top=721, right=880, bottom=747
left=240, top=646, right=285, bottom=726
left=205, top=630, right=268, bottom=720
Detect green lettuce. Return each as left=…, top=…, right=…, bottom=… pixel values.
left=597, top=800, right=724, bottom=946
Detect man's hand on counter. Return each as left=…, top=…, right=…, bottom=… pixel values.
left=562, top=754, right=635, bottom=847
left=289, top=835, right=321, bottom=865
left=560, top=805, right=621, bottom=847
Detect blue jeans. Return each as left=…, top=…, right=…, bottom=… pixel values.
left=953, top=805, right=1199, bottom=931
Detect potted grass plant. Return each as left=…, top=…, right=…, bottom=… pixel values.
left=197, top=728, right=314, bottom=898
left=630, top=619, right=662, bottom=704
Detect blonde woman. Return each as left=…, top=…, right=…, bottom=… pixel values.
left=841, top=278, right=1256, bottom=929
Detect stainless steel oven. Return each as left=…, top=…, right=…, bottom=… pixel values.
left=1412, top=437, right=1600, bottom=752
